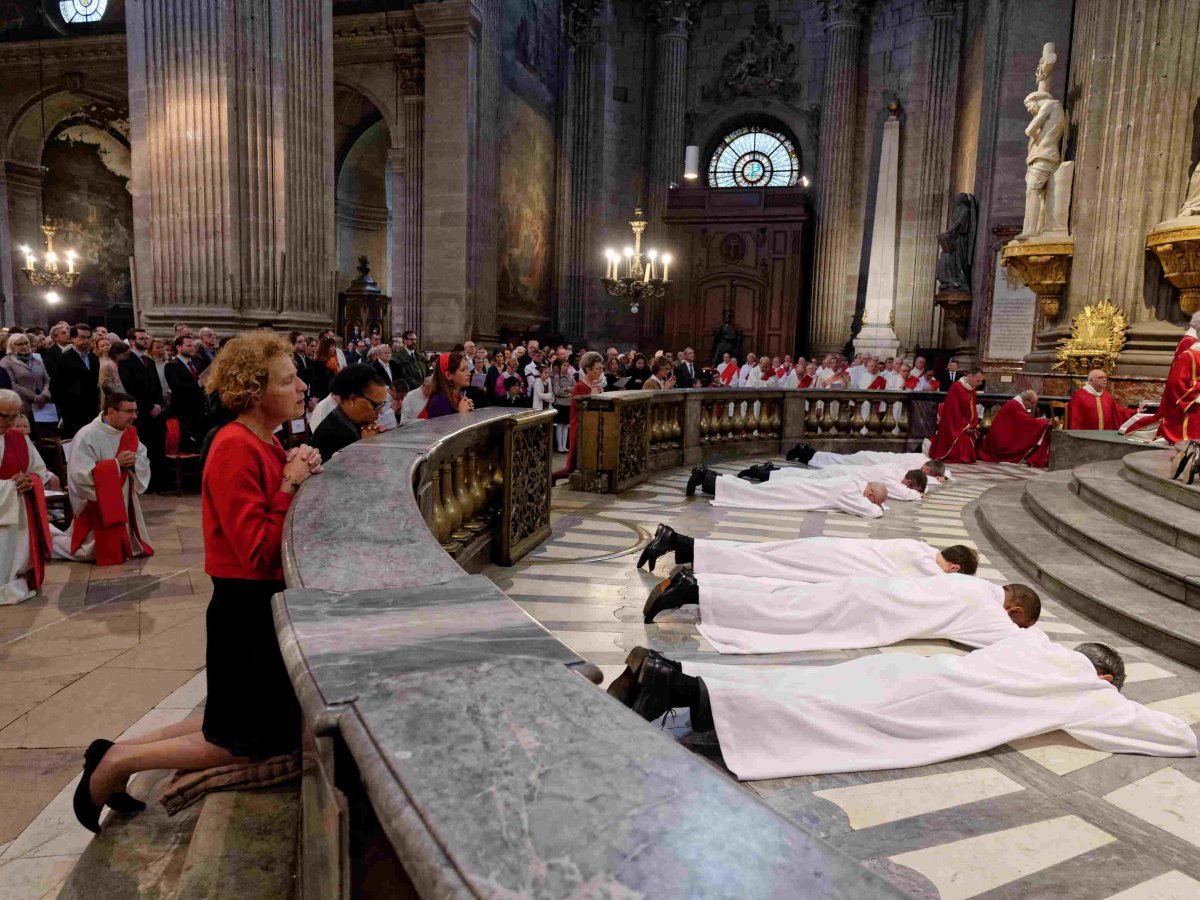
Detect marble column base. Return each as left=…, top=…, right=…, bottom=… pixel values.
left=853, top=323, right=901, bottom=359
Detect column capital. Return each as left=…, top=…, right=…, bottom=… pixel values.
left=647, top=0, right=699, bottom=37
left=396, top=46, right=425, bottom=96
left=922, top=0, right=961, bottom=19
left=413, top=0, right=481, bottom=38
left=818, top=0, right=872, bottom=30
left=565, top=0, right=602, bottom=47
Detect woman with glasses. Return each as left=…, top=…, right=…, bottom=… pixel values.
left=310, top=363, right=390, bottom=463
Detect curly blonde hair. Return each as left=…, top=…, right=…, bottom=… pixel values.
left=206, top=332, right=294, bottom=414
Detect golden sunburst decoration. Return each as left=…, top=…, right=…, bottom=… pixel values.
left=1054, top=299, right=1128, bottom=376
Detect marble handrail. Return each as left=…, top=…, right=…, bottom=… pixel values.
left=275, top=409, right=904, bottom=898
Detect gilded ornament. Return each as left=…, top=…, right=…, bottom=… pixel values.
left=1053, top=299, right=1128, bottom=376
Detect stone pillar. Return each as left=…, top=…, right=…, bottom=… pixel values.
left=0, top=161, right=45, bottom=325
left=646, top=0, right=695, bottom=229
left=473, top=0, right=501, bottom=343
left=555, top=0, right=602, bottom=342
left=855, top=107, right=902, bottom=358
left=810, top=0, right=869, bottom=355
left=414, top=0, right=480, bottom=349
left=904, top=0, right=963, bottom=351
left=1058, top=0, right=1200, bottom=375
left=126, top=0, right=335, bottom=335
left=389, top=52, right=425, bottom=338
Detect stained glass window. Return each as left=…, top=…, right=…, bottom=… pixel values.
left=708, top=126, right=799, bottom=189
left=59, top=0, right=108, bottom=24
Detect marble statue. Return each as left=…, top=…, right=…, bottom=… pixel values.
left=1018, top=43, right=1070, bottom=240
left=936, top=193, right=977, bottom=292
left=710, top=310, right=744, bottom=367
left=1178, top=161, right=1200, bottom=217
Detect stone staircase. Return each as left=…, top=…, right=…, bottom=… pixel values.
left=977, top=448, right=1200, bottom=667
left=56, top=772, right=299, bottom=900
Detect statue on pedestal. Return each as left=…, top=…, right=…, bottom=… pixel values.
left=1017, top=43, right=1071, bottom=241
left=936, top=193, right=977, bottom=293
left=709, top=309, right=743, bottom=367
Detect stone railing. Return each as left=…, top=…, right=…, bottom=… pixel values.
left=275, top=408, right=898, bottom=898
left=575, top=388, right=1072, bottom=491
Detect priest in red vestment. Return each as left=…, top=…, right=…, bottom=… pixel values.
left=979, top=390, right=1052, bottom=467
left=1152, top=317, right=1200, bottom=443
left=1066, top=369, right=1141, bottom=431
left=928, top=369, right=984, bottom=463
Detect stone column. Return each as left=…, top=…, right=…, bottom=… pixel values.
left=1059, top=0, right=1200, bottom=375
left=126, top=0, right=334, bottom=334
left=414, top=0, right=481, bottom=349
left=855, top=107, right=902, bottom=358
left=555, top=0, right=602, bottom=342
left=473, top=0, right=501, bottom=343
left=0, top=161, right=45, bottom=325
left=388, top=51, right=425, bottom=338
left=810, top=0, right=870, bottom=355
left=904, top=0, right=963, bottom=351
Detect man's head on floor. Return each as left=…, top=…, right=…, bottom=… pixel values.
left=902, top=469, right=928, bottom=494
left=922, top=459, right=947, bottom=482
left=1074, top=642, right=1127, bottom=690
left=936, top=545, right=979, bottom=575
left=863, top=482, right=888, bottom=506
left=1001, top=583, right=1041, bottom=628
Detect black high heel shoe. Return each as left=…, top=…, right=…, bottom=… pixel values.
left=73, top=739, right=145, bottom=834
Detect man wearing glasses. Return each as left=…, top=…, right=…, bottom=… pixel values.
left=311, top=364, right=389, bottom=463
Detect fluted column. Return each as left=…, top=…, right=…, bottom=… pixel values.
left=0, top=161, right=44, bottom=325
left=810, top=0, right=870, bottom=355
left=127, top=0, right=334, bottom=334
left=646, top=0, right=695, bottom=228
left=1061, top=0, right=1200, bottom=374
left=904, top=0, right=963, bottom=350
left=389, top=51, right=425, bottom=338
left=473, top=0, right=501, bottom=342
left=555, top=0, right=602, bottom=341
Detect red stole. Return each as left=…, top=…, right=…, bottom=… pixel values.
left=979, top=399, right=1052, bottom=467
left=719, top=363, right=737, bottom=386
left=929, top=380, right=979, bottom=463
left=70, top=426, right=155, bottom=566
left=905, top=376, right=919, bottom=390
left=868, top=375, right=887, bottom=390
left=0, top=432, right=51, bottom=590
left=798, top=375, right=814, bottom=389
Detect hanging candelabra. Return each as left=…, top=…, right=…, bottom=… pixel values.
left=600, top=208, right=672, bottom=314
left=20, top=223, right=80, bottom=293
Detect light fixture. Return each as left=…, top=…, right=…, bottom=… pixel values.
left=684, top=145, right=700, bottom=180
left=20, top=224, right=80, bottom=293
left=45, top=290, right=61, bottom=304
left=599, top=208, right=673, bottom=315
left=800, top=175, right=811, bottom=188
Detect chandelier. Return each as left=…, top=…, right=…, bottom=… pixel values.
left=600, top=208, right=672, bottom=314
left=20, top=223, right=80, bottom=298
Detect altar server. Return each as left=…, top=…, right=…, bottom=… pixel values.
left=610, top=632, right=1197, bottom=781
left=636, top=528, right=977, bottom=579
left=928, top=368, right=984, bottom=462
left=685, top=464, right=887, bottom=517
left=55, top=392, right=153, bottom=565
left=0, top=389, right=53, bottom=604
left=978, top=390, right=1052, bottom=467
left=1066, top=369, right=1140, bottom=431
left=640, top=571, right=1038, bottom=651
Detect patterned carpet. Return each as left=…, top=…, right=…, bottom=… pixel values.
left=484, top=457, right=1200, bottom=900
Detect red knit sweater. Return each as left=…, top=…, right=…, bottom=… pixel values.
left=203, top=422, right=294, bottom=581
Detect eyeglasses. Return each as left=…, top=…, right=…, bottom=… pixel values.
left=358, top=396, right=387, bottom=411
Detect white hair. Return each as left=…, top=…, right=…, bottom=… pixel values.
left=6, top=333, right=30, bottom=354
left=1191, top=311, right=1200, bottom=331
left=0, top=389, right=21, bottom=410
left=368, top=345, right=387, bottom=361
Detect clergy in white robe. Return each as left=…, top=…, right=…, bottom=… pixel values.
left=802, top=448, right=950, bottom=483
left=742, top=362, right=778, bottom=388
left=54, top=396, right=154, bottom=565
left=769, top=466, right=924, bottom=502
left=692, top=573, right=1032, bottom=654
left=680, top=630, right=1197, bottom=780
left=693, top=536, right=974, bottom=581
left=711, top=472, right=887, bottom=517
left=0, top=390, right=54, bottom=604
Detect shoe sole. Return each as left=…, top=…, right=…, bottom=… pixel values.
left=643, top=576, right=675, bottom=622
left=630, top=658, right=672, bottom=722
left=605, top=647, right=650, bottom=706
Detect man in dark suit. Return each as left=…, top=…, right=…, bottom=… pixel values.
left=673, top=347, right=698, bottom=389
left=41, top=322, right=72, bottom=380
left=290, top=331, right=316, bottom=408
left=165, top=335, right=207, bottom=449
left=369, top=345, right=395, bottom=388
left=942, top=358, right=962, bottom=387
left=393, top=330, right=428, bottom=391
left=49, top=324, right=100, bottom=439
left=120, top=327, right=165, bottom=487
left=311, top=364, right=388, bottom=463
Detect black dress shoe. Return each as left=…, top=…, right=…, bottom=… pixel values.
left=644, top=567, right=699, bottom=623
left=786, top=443, right=815, bottom=463
left=631, top=655, right=678, bottom=723
left=685, top=465, right=707, bottom=497
left=607, top=647, right=682, bottom=708
left=637, top=524, right=676, bottom=572
left=736, top=465, right=767, bottom=482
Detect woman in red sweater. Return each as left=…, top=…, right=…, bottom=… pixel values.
left=73, top=332, right=322, bottom=833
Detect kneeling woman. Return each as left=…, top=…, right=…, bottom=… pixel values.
left=74, top=332, right=323, bottom=833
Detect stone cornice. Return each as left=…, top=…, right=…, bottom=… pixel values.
left=0, top=34, right=126, bottom=69
left=818, top=0, right=874, bottom=29
left=333, top=11, right=423, bottom=65
left=413, top=0, right=482, bottom=38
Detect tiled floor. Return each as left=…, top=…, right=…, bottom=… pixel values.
left=485, top=457, right=1200, bottom=899
left=0, top=495, right=208, bottom=899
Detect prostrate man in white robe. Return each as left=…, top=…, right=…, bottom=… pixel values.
left=609, top=633, right=1197, bottom=781
left=735, top=462, right=928, bottom=502
left=54, top=391, right=154, bottom=565
left=786, top=443, right=950, bottom=483
left=0, top=389, right=55, bottom=604
left=636, top=527, right=977, bottom=579
left=640, top=570, right=1039, bottom=652
left=685, top=463, right=888, bottom=517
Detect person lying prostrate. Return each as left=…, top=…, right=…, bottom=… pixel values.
left=640, top=571, right=1037, bottom=654
left=636, top=528, right=977, bottom=580
left=786, top=445, right=950, bottom=483
left=734, top=463, right=928, bottom=503
left=685, top=464, right=888, bottom=518
left=608, top=634, right=1198, bottom=781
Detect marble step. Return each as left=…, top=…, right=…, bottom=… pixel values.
left=176, top=785, right=300, bottom=900
left=1122, top=448, right=1200, bottom=513
left=1024, top=473, right=1200, bottom=607
left=977, top=481, right=1200, bottom=668
left=1072, top=460, right=1200, bottom=557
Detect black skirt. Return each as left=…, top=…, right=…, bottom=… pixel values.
left=202, top=576, right=300, bottom=758
left=553, top=403, right=571, bottom=425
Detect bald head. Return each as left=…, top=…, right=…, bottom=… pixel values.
left=1001, top=583, right=1041, bottom=627
left=1191, top=311, right=1200, bottom=332
left=864, top=482, right=889, bottom=506
left=1087, top=369, right=1108, bottom=392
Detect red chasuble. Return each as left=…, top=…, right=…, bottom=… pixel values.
left=978, top=398, right=1052, bottom=467
left=1154, top=336, right=1200, bottom=443
left=1065, top=388, right=1135, bottom=431
left=0, top=432, right=51, bottom=590
left=929, top=379, right=979, bottom=462
left=70, top=426, right=155, bottom=566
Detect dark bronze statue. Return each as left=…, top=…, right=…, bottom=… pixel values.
left=936, top=193, right=978, bottom=293
left=709, top=310, right=744, bottom=367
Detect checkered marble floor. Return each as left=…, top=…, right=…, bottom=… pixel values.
left=483, top=458, right=1200, bottom=900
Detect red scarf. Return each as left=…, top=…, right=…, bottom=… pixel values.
left=719, top=363, right=737, bottom=385
left=0, top=432, right=51, bottom=590
left=69, top=426, right=155, bottom=566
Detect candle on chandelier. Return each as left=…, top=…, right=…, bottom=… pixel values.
left=662, top=254, right=672, bottom=282
left=624, top=247, right=634, bottom=279
left=646, top=249, right=658, bottom=282
left=66, top=250, right=76, bottom=275
left=19, top=246, right=33, bottom=270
